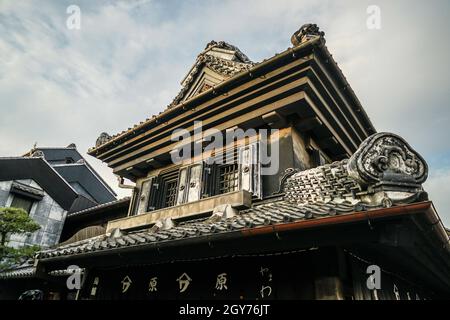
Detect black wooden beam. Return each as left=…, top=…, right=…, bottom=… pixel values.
left=318, top=136, right=339, bottom=149
left=294, top=116, right=323, bottom=132
left=262, top=111, right=288, bottom=129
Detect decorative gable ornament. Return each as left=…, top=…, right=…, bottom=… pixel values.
left=169, top=41, right=254, bottom=108
left=291, top=23, right=325, bottom=46
left=283, top=132, right=428, bottom=208
left=347, top=132, right=428, bottom=186
left=31, top=150, right=45, bottom=158
left=96, top=132, right=112, bottom=148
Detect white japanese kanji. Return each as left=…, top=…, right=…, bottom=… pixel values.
left=259, top=266, right=272, bottom=281
left=260, top=285, right=272, bottom=298
left=121, top=275, right=132, bottom=293
left=148, top=277, right=158, bottom=292
left=215, top=273, right=228, bottom=290
left=177, top=272, right=192, bottom=293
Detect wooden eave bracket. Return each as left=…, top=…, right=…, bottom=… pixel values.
left=262, top=111, right=288, bottom=129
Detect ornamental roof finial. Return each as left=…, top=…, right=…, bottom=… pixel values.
left=291, top=23, right=325, bottom=46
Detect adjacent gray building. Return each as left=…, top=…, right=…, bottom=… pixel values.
left=0, top=144, right=116, bottom=249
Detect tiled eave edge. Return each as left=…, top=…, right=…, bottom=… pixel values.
left=67, top=197, right=130, bottom=219
left=0, top=267, right=36, bottom=280
left=38, top=201, right=443, bottom=263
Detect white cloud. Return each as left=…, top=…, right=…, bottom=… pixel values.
left=0, top=0, right=449, bottom=217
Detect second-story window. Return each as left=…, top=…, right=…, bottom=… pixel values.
left=161, top=170, right=179, bottom=208
left=209, top=143, right=261, bottom=198
left=163, top=180, right=178, bottom=207
left=135, top=169, right=181, bottom=214
left=132, top=142, right=262, bottom=215
left=218, top=163, right=240, bottom=194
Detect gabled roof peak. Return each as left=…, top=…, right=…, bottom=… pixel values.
left=172, top=41, right=253, bottom=107
left=202, top=40, right=252, bottom=64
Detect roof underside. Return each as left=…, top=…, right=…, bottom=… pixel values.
left=53, top=164, right=116, bottom=203
left=88, top=35, right=376, bottom=164
left=0, top=157, right=78, bottom=210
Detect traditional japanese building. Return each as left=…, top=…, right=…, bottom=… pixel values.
left=6, top=24, right=450, bottom=300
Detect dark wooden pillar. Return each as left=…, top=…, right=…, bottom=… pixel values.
left=313, top=247, right=345, bottom=300
left=314, top=276, right=344, bottom=300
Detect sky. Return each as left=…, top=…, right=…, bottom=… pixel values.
left=1, top=0, right=449, bottom=225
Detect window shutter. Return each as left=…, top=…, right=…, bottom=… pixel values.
left=239, top=143, right=261, bottom=198
left=201, top=160, right=216, bottom=198
left=130, top=190, right=140, bottom=216
left=187, top=163, right=202, bottom=202
left=147, top=176, right=162, bottom=210
left=137, top=177, right=153, bottom=214
left=252, top=143, right=262, bottom=198
left=176, top=163, right=204, bottom=205
left=176, top=167, right=189, bottom=205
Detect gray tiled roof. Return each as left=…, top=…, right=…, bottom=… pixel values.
left=0, top=266, right=84, bottom=279
left=67, top=197, right=130, bottom=218
left=11, top=181, right=45, bottom=198
left=200, top=54, right=252, bottom=78
left=284, top=160, right=361, bottom=205
left=38, top=132, right=430, bottom=260
left=48, top=267, right=84, bottom=277
left=38, top=199, right=356, bottom=259
left=202, top=40, right=252, bottom=64
left=0, top=266, right=36, bottom=279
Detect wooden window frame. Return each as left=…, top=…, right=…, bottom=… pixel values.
left=132, top=141, right=263, bottom=214
left=10, top=194, right=34, bottom=214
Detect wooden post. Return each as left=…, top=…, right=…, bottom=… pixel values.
left=314, top=276, right=345, bottom=300
left=313, top=247, right=345, bottom=300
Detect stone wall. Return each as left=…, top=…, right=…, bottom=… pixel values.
left=0, top=181, right=13, bottom=208
left=0, top=179, right=67, bottom=249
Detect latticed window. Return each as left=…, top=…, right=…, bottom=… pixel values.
left=159, top=169, right=179, bottom=209
left=218, top=163, right=240, bottom=194
left=132, top=142, right=262, bottom=215
left=163, top=179, right=178, bottom=207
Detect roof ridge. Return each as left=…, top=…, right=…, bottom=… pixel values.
left=67, top=196, right=130, bottom=217
left=203, top=40, right=252, bottom=64
left=168, top=50, right=253, bottom=109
